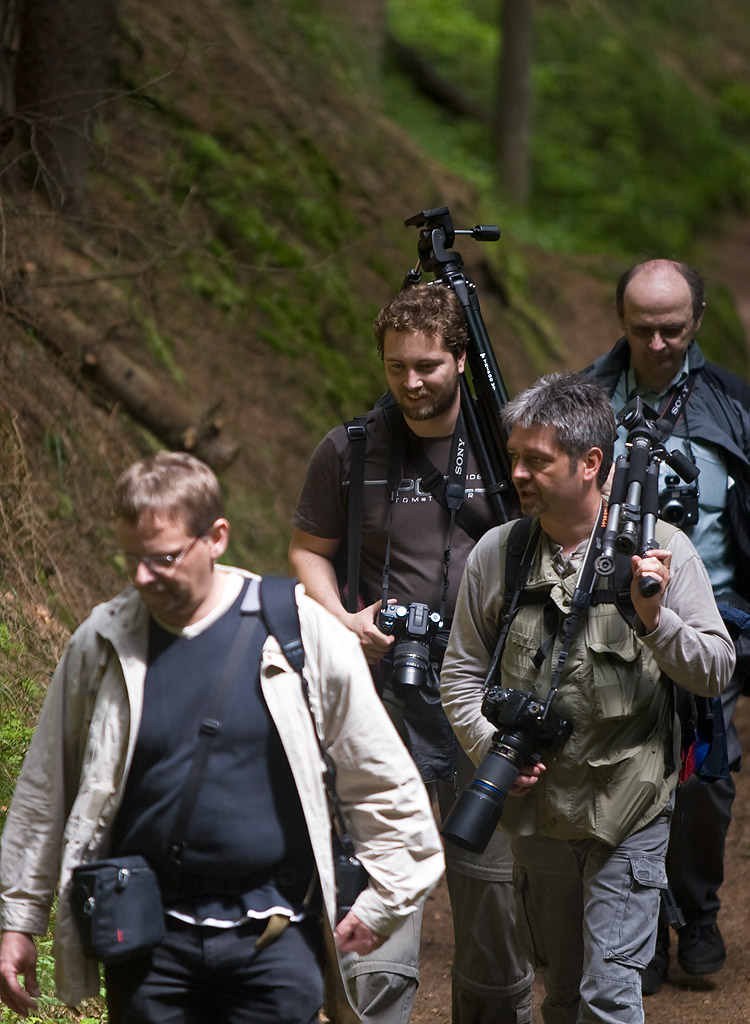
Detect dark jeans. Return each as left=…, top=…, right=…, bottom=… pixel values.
left=105, top=915, right=323, bottom=1024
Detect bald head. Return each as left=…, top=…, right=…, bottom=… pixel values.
left=617, top=259, right=705, bottom=392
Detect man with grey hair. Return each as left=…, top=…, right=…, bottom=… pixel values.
left=440, top=373, right=734, bottom=1024
left=0, top=451, right=443, bottom=1024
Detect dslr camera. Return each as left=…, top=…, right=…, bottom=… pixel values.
left=659, top=474, right=699, bottom=528
left=378, top=602, right=443, bottom=688
left=441, top=686, right=571, bottom=853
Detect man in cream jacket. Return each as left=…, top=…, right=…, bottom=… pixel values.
left=0, top=451, right=443, bottom=1024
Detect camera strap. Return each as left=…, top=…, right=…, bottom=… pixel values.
left=489, top=505, right=609, bottom=699
left=655, top=372, right=697, bottom=439
left=379, top=408, right=471, bottom=622
left=344, top=397, right=492, bottom=615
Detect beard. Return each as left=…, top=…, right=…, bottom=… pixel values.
left=397, top=374, right=460, bottom=423
left=517, top=493, right=546, bottom=517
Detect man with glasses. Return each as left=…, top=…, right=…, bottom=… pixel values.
left=0, top=451, right=443, bottom=1024
left=583, top=259, right=750, bottom=993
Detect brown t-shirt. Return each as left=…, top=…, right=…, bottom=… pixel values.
left=292, top=403, right=494, bottom=617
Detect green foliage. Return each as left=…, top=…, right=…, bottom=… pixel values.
left=0, top=634, right=40, bottom=829
left=165, top=121, right=385, bottom=428
left=697, top=282, right=748, bottom=377
left=530, top=9, right=750, bottom=254
left=388, top=0, right=498, bottom=105
left=385, top=0, right=750, bottom=257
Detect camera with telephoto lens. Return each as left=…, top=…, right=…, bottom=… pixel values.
left=658, top=474, right=699, bottom=528
left=378, top=602, right=443, bottom=688
left=441, top=687, right=572, bottom=854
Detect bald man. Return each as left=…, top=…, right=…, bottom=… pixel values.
left=584, top=259, right=750, bottom=994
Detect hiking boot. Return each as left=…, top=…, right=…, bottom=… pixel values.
left=677, top=922, right=726, bottom=975
left=642, top=926, right=670, bottom=996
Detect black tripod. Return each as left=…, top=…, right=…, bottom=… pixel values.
left=596, top=396, right=700, bottom=598
left=403, top=206, right=519, bottom=525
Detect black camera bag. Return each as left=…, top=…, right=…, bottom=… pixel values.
left=70, top=855, right=164, bottom=963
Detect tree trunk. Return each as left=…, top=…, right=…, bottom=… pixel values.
left=318, top=0, right=386, bottom=86
left=494, top=0, right=534, bottom=206
left=14, top=0, right=117, bottom=214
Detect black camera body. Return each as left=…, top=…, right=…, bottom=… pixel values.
left=481, top=685, right=569, bottom=741
left=441, top=687, right=572, bottom=853
left=659, top=474, right=699, bottom=528
left=378, top=602, right=443, bottom=688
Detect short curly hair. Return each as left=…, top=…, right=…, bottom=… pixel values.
left=373, top=283, right=469, bottom=359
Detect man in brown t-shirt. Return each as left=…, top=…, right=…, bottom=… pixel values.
left=289, top=284, right=533, bottom=1024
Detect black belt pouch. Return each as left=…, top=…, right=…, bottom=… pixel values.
left=70, top=855, right=165, bottom=963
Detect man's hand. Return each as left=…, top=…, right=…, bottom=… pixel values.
left=334, top=911, right=387, bottom=955
left=0, top=932, right=40, bottom=1017
left=288, top=531, right=395, bottom=662
left=508, top=760, right=546, bottom=798
left=630, top=548, right=672, bottom=632
left=344, top=598, right=396, bottom=664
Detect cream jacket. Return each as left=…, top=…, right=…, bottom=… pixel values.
left=0, top=567, right=444, bottom=1019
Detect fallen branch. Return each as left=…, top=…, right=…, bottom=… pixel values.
left=2, top=277, right=239, bottom=469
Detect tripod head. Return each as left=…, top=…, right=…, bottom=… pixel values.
left=403, top=206, right=517, bottom=524
left=403, top=207, right=501, bottom=282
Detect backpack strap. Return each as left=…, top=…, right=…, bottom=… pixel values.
left=485, top=518, right=541, bottom=683
left=258, top=575, right=305, bottom=673
left=344, top=415, right=368, bottom=614
left=166, top=590, right=268, bottom=867
left=258, top=575, right=364, bottom=859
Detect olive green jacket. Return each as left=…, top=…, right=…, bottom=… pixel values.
left=441, top=519, right=735, bottom=846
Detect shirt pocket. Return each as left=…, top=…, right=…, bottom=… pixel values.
left=502, top=608, right=550, bottom=692
left=584, top=606, right=654, bottom=719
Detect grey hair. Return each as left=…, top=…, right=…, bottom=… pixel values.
left=502, top=373, right=615, bottom=487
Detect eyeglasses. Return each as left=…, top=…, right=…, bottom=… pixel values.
left=121, top=535, right=203, bottom=577
left=626, top=318, right=694, bottom=342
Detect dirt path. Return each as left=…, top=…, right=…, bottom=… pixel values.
left=413, top=693, right=750, bottom=1024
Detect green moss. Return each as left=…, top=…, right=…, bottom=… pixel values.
left=140, top=316, right=184, bottom=385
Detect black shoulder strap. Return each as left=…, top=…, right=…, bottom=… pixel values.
left=382, top=394, right=492, bottom=540
left=166, top=592, right=268, bottom=867
left=344, top=416, right=368, bottom=614
left=503, top=516, right=536, bottom=606
left=258, top=575, right=358, bottom=841
left=259, top=575, right=305, bottom=673
left=404, top=434, right=493, bottom=542
left=484, top=518, right=541, bottom=684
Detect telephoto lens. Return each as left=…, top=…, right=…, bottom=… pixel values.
left=440, top=731, right=532, bottom=853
